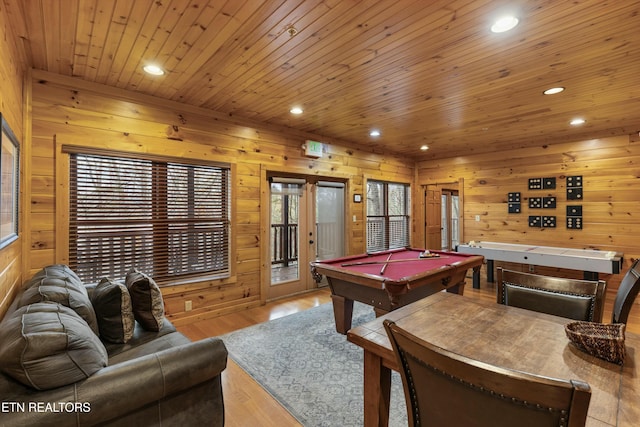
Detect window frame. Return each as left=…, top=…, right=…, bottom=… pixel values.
left=365, top=179, right=411, bottom=252
left=57, top=144, right=235, bottom=286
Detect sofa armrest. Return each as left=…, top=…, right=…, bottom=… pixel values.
left=2, top=337, right=227, bottom=426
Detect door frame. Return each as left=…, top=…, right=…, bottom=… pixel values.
left=420, top=178, right=465, bottom=250
left=260, top=166, right=350, bottom=303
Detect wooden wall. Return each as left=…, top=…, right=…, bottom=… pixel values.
left=4, top=12, right=636, bottom=322
left=0, top=2, right=25, bottom=319
left=28, top=70, right=414, bottom=324
left=416, top=136, right=640, bottom=291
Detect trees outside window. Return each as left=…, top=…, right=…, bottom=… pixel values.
left=69, top=153, right=230, bottom=285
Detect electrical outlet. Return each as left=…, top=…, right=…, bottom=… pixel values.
left=185, top=300, right=193, bottom=311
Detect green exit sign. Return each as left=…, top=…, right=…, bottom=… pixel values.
left=305, top=140, right=324, bottom=158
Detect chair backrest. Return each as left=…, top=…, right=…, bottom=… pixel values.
left=384, top=319, right=591, bottom=427
left=612, top=259, right=640, bottom=324
left=496, top=268, right=606, bottom=322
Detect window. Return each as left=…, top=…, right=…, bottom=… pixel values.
left=366, top=180, right=410, bottom=252
left=69, top=152, right=230, bottom=285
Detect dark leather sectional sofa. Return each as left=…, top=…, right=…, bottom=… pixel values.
left=0, top=265, right=227, bottom=426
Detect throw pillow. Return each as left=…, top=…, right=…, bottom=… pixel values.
left=0, top=302, right=108, bottom=390
left=125, top=269, right=165, bottom=331
left=17, top=269, right=99, bottom=335
left=91, top=278, right=135, bottom=343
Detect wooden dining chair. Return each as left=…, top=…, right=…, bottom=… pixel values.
left=384, top=319, right=591, bottom=427
left=612, top=259, right=640, bottom=324
left=496, top=268, right=606, bottom=322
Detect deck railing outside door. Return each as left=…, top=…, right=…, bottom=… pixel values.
left=271, top=223, right=298, bottom=266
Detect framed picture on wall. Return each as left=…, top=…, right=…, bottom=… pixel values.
left=1, top=114, right=20, bottom=249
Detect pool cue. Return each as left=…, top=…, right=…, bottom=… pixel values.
left=341, top=256, right=446, bottom=267
left=380, top=253, right=393, bottom=274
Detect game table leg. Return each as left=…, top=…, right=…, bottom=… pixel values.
left=472, top=267, right=481, bottom=288
left=331, top=294, right=354, bottom=334
left=363, top=350, right=391, bottom=427
left=486, top=259, right=495, bottom=282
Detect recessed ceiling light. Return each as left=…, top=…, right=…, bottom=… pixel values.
left=544, top=87, right=565, bottom=95
left=420, top=145, right=429, bottom=151
left=491, top=16, right=519, bottom=33
left=290, top=107, right=303, bottom=115
left=143, top=64, right=165, bottom=76
left=570, top=118, right=586, bottom=126
left=369, top=130, right=381, bottom=137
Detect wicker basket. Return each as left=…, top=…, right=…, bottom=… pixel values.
left=565, top=321, right=626, bottom=365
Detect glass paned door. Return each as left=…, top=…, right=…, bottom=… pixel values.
left=270, top=181, right=303, bottom=285
left=268, top=177, right=346, bottom=299
left=315, top=182, right=345, bottom=261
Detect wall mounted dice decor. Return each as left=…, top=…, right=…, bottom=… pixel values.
left=567, top=205, right=583, bottom=229
left=543, top=177, right=556, bottom=189
left=542, top=216, right=557, bottom=228
left=529, top=197, right=542, bottom=208
left=528, top=177, right=556, bottom=190
left=566, top=175, right=583, bottom=200
left=508, top=191, right=521, bottom=213
left=528, top=178, right=542, bottom=190
left=529, top=215, right=556, bottom=228
left=543, top=196, right=556, bottom=209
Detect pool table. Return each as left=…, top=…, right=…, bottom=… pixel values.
left=310, top=247, right=484, bottom=334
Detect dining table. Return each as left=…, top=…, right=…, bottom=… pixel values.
left=346, top=291, right=640, bottom=427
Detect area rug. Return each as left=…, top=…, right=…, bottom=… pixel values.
left=220, top=302, right=407, bottom=426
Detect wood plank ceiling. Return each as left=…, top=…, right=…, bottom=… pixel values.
left=4, top=0, right=640, bottom=160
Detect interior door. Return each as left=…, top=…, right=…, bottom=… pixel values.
left=425, top=182, right=461, bottom=250
left=425, top=185, right=442, bottom=249
left=441, top=190, right=460, bottom=251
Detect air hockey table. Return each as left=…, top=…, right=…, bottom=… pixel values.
left=456, top=241, right=623, bottom=288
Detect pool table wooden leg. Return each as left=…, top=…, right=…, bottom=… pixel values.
left=331, top=294, right=354, bottom=334
left=373, top=307, right=390, bottom=317
left=446, top=282, right=465, bottom=295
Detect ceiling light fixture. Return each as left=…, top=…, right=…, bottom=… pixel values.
left=143, top=64, right=165, bottom=76
left=290, top=107, right=303, bottom=115
left=420, top=145, right=429, bottom=151
left=491, top=16, right=519, bottom=33
left=369, top=130, right=381, bottom=137
left=570, top=118, right=586, bottom=126
left=544, top=87, right=565, bottom=95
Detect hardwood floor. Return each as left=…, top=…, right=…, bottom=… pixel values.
left=178, top=289, right=332, bottom=427
left=176, top=279, right=640, bottom=427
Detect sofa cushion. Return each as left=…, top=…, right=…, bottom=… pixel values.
left=17, top=265, right=99, bottom=335
left=0, top=302, right=108, bottom=390
left=126, top=269, right=165, bottom=331
left=24, top=264, right=84, bottom=289
left=103, top=317, right=177, bottom=358
left=91, top=277, right=135, bottom=344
